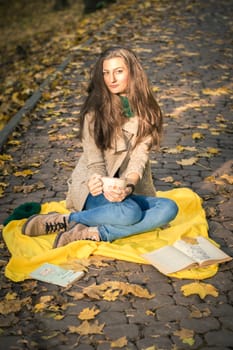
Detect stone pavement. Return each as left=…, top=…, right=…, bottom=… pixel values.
left=0, top=0, right=233, bottom=349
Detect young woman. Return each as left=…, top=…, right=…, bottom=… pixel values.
left=23, top=46, right=178, bottom=247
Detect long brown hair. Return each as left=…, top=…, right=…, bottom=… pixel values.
left=80, top=46, right=163, bottom=150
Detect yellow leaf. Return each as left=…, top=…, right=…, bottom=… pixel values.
left=5, top=292, right=17, bottom=301
left=146, top=309, right=156, bottom=316
left=202, top=87, right=232, bottom=96
left=0, top=154, right=13, bottom=161
left=174, top=328, right=195, bottom=346
left=204, top=176, right=225, bottom=185
left=7, top=140, right=21, bottom=146
left=192, top=132, right=204, bottom=140
left=103, top=289, right=120, bottom=301
left=78, top=307, right=100, bottom=320
left=54, top=314, right=64, bottom=320
left=34, top=303, right=47, bottom=313
left=207, top=147, right=219, bottom=155
left=176, top=157, right=198, bottom=166
left=181, top=282, right=219, bottom=299
left=40, top=295, right=54, bottom=303
left=68, top=320, right=104, bottom=335
left=14, top=169, right=38, bottom=177
left=152, top=86, right=160, bottom=92
left=111, top=336, right=128, bottom=347
left=198, top=123, right=209, bottom=129
left=12, top=92, right=25, bottom=106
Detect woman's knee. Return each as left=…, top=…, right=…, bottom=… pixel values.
left=166, top=198, right=179, bottom=221
left=118, top=199, right=142, bottom=225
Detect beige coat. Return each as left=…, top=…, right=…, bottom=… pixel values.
left=66, top=113, right=156, bottom=211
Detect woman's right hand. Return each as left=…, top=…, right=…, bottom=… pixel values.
left=88, top=174, right=103, bottom=196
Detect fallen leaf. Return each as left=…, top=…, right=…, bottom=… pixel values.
left=0, top=154, right=13, bottom=161
left=161, top=176, right=174, bottom=183
left=14, top=169, right=38, bottom=177
left=181, top=282, right=219, bottom=299
left=190, top=305, right=211, bottom=318
left=78, top=307, right=100, bottom=320
left=207, top=147, right=219, bottom=155
left=0, top=297, right=31, bottom=315
left=174, top=328, right=195, bottom=346
left=192, top=132, right=204, bottom=140
left=202, top=87, right=232, bottom=96
left=111, top=336, right=128, bottom=347
left=68, top=320, right=104, bottom=335
left=5, top=292, right=17, bottom=301
left=79, top=281, right=155, bottom=301
left=176, top=157, right=198, bottom=166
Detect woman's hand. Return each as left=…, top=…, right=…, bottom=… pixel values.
left=103, top=186, right=133, bottom=202
left=88, top=174, right=103, bottom=196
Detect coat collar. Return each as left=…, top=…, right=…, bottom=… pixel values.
left=114, top=117, right=138, bottom=152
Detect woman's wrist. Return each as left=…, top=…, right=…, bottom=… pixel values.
left=126, top=183, right=135, bottom=193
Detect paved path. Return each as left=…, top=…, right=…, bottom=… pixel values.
left=0, top=0, right=233, bottom=349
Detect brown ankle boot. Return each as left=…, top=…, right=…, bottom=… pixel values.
left=53, top=224, right=100, bottom=248
left=22, top=212, right=70, bottom=236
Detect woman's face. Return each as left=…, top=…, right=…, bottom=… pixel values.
left=103, top=57, right=129, bottom=95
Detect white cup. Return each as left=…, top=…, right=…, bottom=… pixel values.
left=102, top=177, right=126, bottom=192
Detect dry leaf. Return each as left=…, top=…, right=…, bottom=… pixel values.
left=174, top=328, right=195, bottom=346
left=0, top=154, right=13, bottom=161
left=78, top=307, right=100, bottom=320
left=190, top=305, right=211, bottom=318
left=66, top=291, right=84, bottom=300
left=0, top=297, right=31, bottom=315
left=202, top=87, right=231, bottom=96
left=181, top=282, right=219, bottom=299
left=161, top=176, right=174, bottom=183
left=103, top=289, right=120, bottom=301
left=81, top=281, right=155, bottom=301
left=207, top=147, right=219, bottom=155
left=68, top=320, right=104, bottom=335
left=192, top=132, right=204, bottom=140
left=5, top=292, right=17, bottom=301
left=204, top=176, right=225, bottom=186
left=111, top=336, right=128, bottom=347
left=14, top=169, right=38, bottom=177
left=13, top=181, right=45, bottom=193
left=176, top=157, right=198, bottom=166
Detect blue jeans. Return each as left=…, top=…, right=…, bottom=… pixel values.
left=69, top=194, right=178, bottom=242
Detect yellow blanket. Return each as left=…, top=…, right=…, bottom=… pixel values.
left=3, top=188, right=219, bottom=282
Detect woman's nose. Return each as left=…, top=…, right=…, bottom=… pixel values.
left=110, top=72, right=116, bottom=82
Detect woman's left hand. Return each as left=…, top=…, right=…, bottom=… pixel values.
left=104, top=186, right=133, bottom=202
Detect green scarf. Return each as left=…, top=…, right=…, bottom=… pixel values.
left=120, top=96, right=134, bottom=118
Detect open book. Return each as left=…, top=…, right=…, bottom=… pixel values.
left=142, top=236, right=232, bottom=274
left=29, top=263, right=85, bottom=287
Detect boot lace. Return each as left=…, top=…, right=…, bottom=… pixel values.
left=45, top=217, right=67, bottom=234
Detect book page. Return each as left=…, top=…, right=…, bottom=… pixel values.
left=142, top=245, right=196, bottom=274
left=173, top=236, right=232, bottom=266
